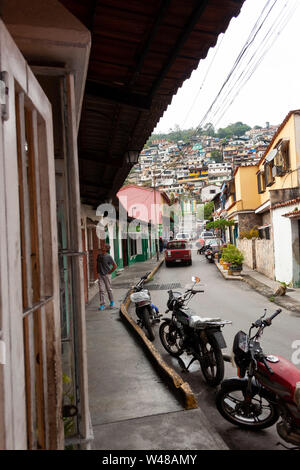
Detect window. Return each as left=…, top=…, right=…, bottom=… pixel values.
left=274, top=139, right=289, bottom=174
left=257, top=171, right=266, bottom=193
left=258, top=226, right=271, bottom=240
left=264, top=161, right=275, bottom=186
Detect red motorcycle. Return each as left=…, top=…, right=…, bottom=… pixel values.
left=216, top=308, right=300, bottom=448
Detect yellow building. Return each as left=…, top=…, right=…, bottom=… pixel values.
left=254, top=110, right=300, bottom=285
left=224, top=165, right=261, bottom=243
left=256, top=110, right=300, bottom=210
left=225, top=110, right=300, bottom=284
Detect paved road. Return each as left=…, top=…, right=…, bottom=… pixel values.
left=147, top=249, right=300, bottom=450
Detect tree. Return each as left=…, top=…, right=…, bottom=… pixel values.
left=206, top=219, right=234, bottom=230
left=210, top=150, right=223, bottom=163
left=217, top=122, right=251, bottom=138
left=203, top=122, right=215, bottom=137
left=204, top=201, right=214, bottom=220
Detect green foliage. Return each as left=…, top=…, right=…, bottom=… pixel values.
left=146, top=125, right=195, bottom=145
left=204, top=201, right=214, bottom=220
left=206, top=219, right=234, bottom=230
left=217, top=122, right=251, bottom=139
left=63, top=373, right=76, bottom=439
left=145, top=120, right=251, bottom=145
left=222, top=244, right=244, bottom=267
left=210, top=150, right=223, bottom=163
left=239, top=228, right=259, bottom=239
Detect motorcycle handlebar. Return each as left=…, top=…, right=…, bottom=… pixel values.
left=264, top=308, right=282, bottom=326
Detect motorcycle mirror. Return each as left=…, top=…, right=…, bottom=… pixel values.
left=192, top=276, right=200, bottom=283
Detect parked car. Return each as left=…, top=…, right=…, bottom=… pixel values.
left=200, top=230, right=214, bottom=238
left=196, top=231, right=216, bottom=249
left=175, top=232, right=192, bottom=241
left=165, top=240, right=192, bottom=267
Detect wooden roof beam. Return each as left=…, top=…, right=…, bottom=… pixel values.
left=149, top=0, right=210, bottom=98
left=85, top=81, right=152, bottom=110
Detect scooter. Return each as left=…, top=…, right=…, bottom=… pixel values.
left=216, top=308, right=300, bottom=448
left=129, top=272, right=161, bottom=341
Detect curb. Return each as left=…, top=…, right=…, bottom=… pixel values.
left=215, top=261, right=243, bottom=281
left=119, top=257, right=198, bottom=411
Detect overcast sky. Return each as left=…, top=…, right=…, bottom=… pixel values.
left=154, top=0, right=300, bottom=134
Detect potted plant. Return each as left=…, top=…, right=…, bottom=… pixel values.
left=222, top=244, right=244, bottom=275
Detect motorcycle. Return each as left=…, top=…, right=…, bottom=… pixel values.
left=159, top=277, right=232, bottom=386
left=216, top=308, right=300, bottom=448
left=196, top=241, right=210, bottom=255
left=204, top=244, right=214, bottom=263
left=129, top=271, right=162, bottom=341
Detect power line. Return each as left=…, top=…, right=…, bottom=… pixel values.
left=194, top=0, right=280, bottom=131
left=210, top=0, right=298, bottom=128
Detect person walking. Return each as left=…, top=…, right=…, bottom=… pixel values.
left=97, top=243, right=117, bottom=310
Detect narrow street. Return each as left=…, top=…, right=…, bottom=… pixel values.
left=147, top=248, right=300, bottom=450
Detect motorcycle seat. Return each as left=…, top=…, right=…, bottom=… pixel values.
left=190, top=315, right=222, bottom=324
left=200, top=317, right=222, bottom=323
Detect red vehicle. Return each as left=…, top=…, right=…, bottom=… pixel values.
left=216, top=308, right=300, bottom=447
left=165, top=240, right=192, bottom=267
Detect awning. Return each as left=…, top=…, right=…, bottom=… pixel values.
left=255, top=200, right=270, bottom=214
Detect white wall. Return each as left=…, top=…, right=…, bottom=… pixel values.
left=272, top=205, right=295, bottom=284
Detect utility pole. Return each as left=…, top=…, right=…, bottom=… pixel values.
left=153, top=151, right=160, bottom=261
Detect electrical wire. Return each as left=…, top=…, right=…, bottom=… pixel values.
left=194, top=0, right=280, bottom=131
left=147, top=0, right=299, bottom=186
left=211, top=0, right=298, bottom=128
left=180, top=32, right=225, bottom=128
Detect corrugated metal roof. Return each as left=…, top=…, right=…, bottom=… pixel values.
left=59, top=0, right=246, bottom=206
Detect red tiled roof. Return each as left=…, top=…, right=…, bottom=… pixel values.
left=272, top=197, right=300, bottom=210
left=282, top=209, right=300, bottom=218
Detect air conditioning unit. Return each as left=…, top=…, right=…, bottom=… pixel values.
left=272, top=165, right=284, bottom=177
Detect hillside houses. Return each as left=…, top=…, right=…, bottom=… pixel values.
left=128, top=123, right=278, bottom=204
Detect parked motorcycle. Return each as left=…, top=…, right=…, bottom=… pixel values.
left=216, top=308, right=300, bottom=447
left=204, top=245, right=214, bottom=263
left=196, top=242, right=210, bottom=255
left=129, top=272, right=161, bottom=341
left=159, top=277, right=232, bottom=386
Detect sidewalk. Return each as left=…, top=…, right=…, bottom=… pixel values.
left=86, top=255, right=229, bottom=450
left=216, top=261, right=300, bottom=315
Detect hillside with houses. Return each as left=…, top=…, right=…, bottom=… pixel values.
left=125, top=122, right=278, bottom=204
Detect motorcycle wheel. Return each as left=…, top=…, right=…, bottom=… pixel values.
left=216, top=382, right=280, bottom=430
left=199, top=335, right=224, bottom=386
left=159, top=321, right=184, bottom=357
left=141, top=307, right=155, bottom=341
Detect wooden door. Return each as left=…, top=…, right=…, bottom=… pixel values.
left=0, top=19, right=62, bottom=449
